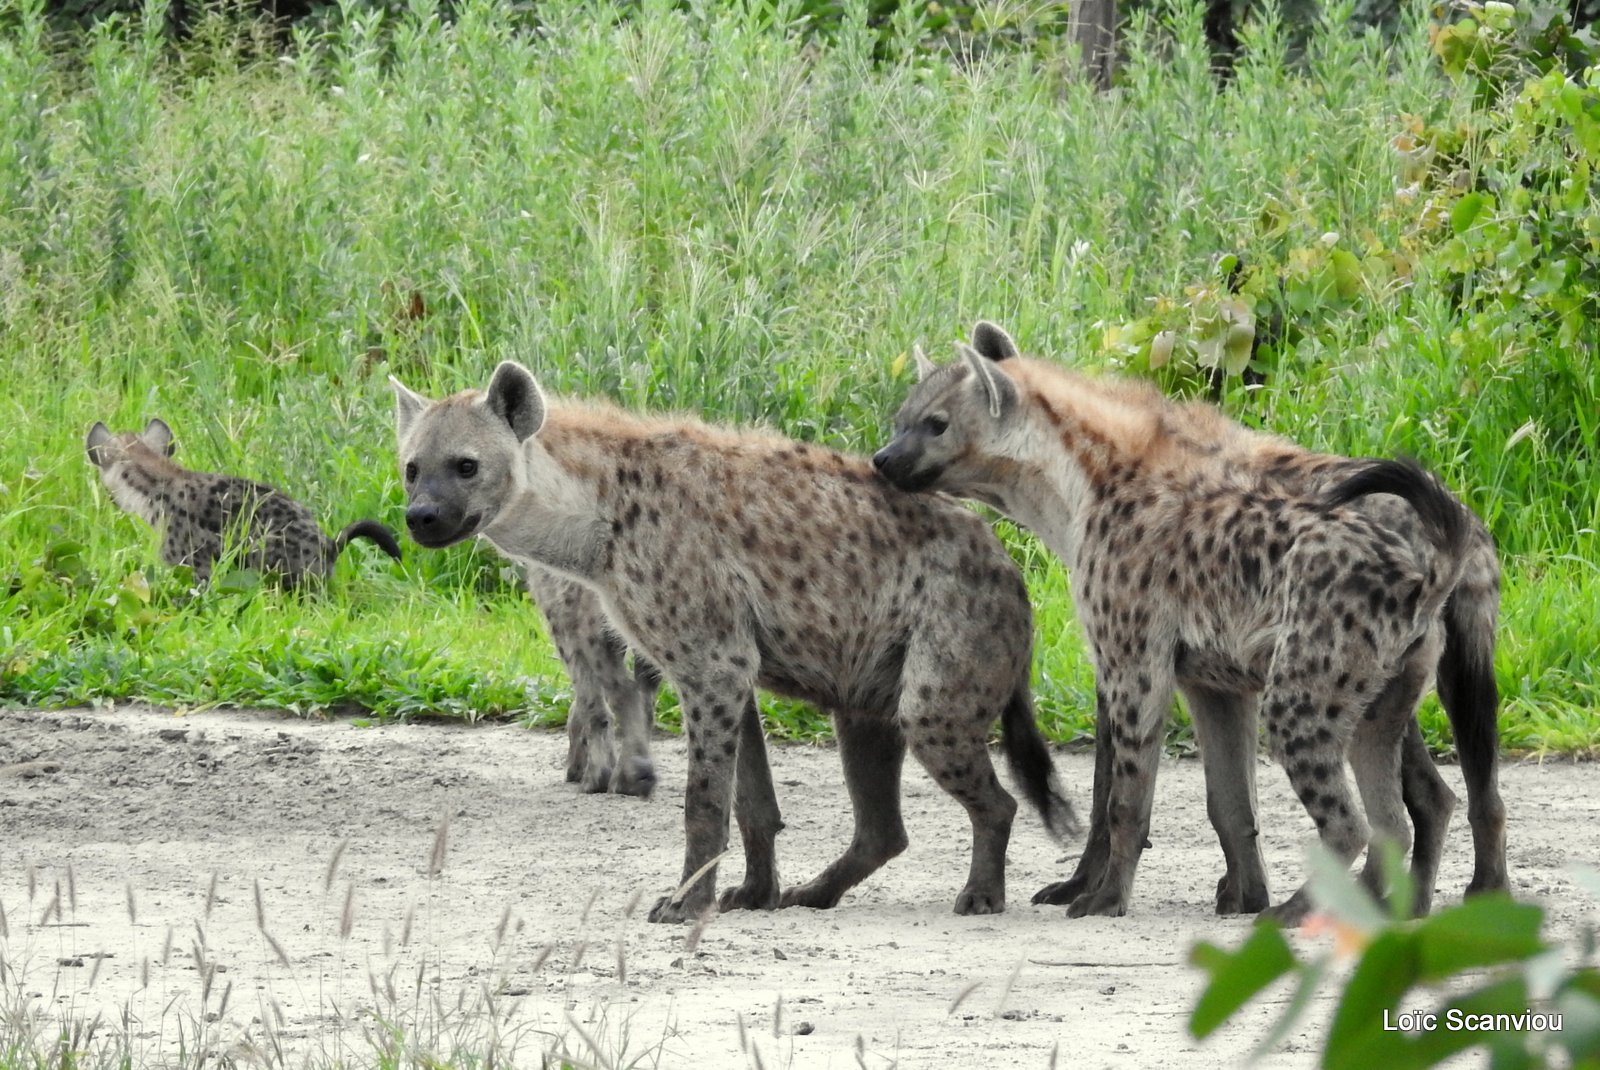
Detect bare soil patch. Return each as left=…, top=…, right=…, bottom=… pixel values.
left=0, top=704, right=1590, bottom=1067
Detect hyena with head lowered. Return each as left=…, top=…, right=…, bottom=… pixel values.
left=87, top=418, right=402, bottom=586
left=874, top=323, right=1507, bottom=923
left=390, top=362, right=1077, bottom=922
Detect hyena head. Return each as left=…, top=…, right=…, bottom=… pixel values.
left=86, top=417, right=176, bottom=469
left=389, top=361, right=547, bottom=548
left=86, top=418, right=179, bottom=520
left=872, top=321, right=1023, bottom=502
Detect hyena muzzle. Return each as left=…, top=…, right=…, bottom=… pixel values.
left=389, top=362, right=1078, bottom=921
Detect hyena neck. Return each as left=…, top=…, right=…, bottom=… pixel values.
left=100, top=455, right=193, bottom=527
left=480, top=423, right=610, bottom=582
left=1001, top=362, right=1164, bottom=569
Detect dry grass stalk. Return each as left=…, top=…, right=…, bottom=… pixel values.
left=324, top=838, right=349, bottom=894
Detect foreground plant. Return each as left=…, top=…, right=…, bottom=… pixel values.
left=1190, top=849, right=1600, bottom=1068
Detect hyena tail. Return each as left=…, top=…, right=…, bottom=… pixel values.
left=331, top=520, right=404, bottom=563
left=1000, top=687, right=1080, bottom=841
left=1323, top=456, right=1470, bottom=623
left=1436, top=540, right=1510, bottom=893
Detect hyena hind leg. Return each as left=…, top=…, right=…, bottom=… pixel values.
left=720, top=697, right=785, bottom=913
left=897, top=684, right=1018, bottom=916
left=595, top=642, right=658, bottom=797
left=1260, top=670, right=1375, bottom=927
left=1358, top=628, right=1453, bottom=915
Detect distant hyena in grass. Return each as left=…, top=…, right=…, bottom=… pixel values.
left=874, top=323, right=1507, bottom=923
left=87, top=418, right=403, bottom=587
left=389, top=362, right=1077, bottom=922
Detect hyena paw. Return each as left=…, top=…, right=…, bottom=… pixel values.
left=778, top=880, right=846, bottom=910
left=1258, top=890, right=1314, bottom=928
left=647, top=895, right=711, bottom=925
left=579, top=763, right=613, bottom=794
left=953, top=885, right=1005, bottom=916
left=1214, top=873, right=1270, bottom=916
left=1031, top=877, right=1088, bottom=906
left=1065, top=885, right=1128, bottom=919
left=610, top=757, right=657, bottom=798
left=1464, top=870, right=1511, bottom=897
left=718, top=874, right=781, bottom=913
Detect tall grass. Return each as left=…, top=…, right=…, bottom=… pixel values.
left=0, top=0, right=1593, bottom=749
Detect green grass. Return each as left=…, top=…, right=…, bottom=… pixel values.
left=0, top=0, right=1594, bottom=752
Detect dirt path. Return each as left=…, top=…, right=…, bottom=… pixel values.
left=0, top=705, right=1590, bottom=1068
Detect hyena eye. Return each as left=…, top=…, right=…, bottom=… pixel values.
left=924, top=415, right=950, bottom=436
left=404, top=462, right=417, bottom=484
left=457, top=458, right=479, bottom=478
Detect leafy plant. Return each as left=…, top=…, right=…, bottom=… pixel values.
left=1191, top=851, right=1600, bottom=1068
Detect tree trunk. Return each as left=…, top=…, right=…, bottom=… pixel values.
left=1071, top=0, right=1117, bottom=90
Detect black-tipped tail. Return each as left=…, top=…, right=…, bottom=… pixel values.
left=1000, top=687, right=1079, bottom=841
left=1323, top=457, right=1468, bottom=560
left=332, top=519, right=404, bottom=563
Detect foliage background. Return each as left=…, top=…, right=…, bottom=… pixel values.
left=0, top=0, right=1595, bottom=751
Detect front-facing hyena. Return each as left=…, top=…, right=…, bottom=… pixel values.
left=389, top=362, right=1077, bottom=922
left=873, top=323, right=1508, bottom=923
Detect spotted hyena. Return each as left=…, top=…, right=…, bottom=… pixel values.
left=87, top=418, right=402, bottom=587
left=389, top=362, right=1077, bottom=922
left=873, top=322, right=1508, bottom=922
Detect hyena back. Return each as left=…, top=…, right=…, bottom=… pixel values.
left=390, top=362, right=1077, bottom=922
left=86, top=418, right=402, bottom=587
left=874, top=323, right=1507, bottom=922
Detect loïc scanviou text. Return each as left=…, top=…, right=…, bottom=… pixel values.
left=1383, top=1009, right=1563, bottom=1033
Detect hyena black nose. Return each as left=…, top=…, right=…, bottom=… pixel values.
left=871, top=448, right=893, bottom=473
left=405, top=505, right=439, bottom=536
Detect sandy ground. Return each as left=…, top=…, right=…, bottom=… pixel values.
left=0, top=704, right=1591, bottom=1069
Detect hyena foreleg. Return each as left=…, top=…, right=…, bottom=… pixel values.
left=1033, top=690, right=1113, bottom=906
left=1065, top=661, right=1176, bottom=919
left=1185, top=684, right=1270, bottom=915
left=647, top=670, right=753, bottom=924
left=595, top=640, right=658, bottom=797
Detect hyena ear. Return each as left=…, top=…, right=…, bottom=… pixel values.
left=485, top=360, right=547, bottom=442
left=85, top=422, right=113, bottom=467
left=912, top=344, right=937, bottom=382
left=970, top=321, right=1019, bottom=362
left=957, top=342, right=1017, bottom=420
left=388, top=376, right=430, bottom=440
left=142, top=418, right=176, bottom=457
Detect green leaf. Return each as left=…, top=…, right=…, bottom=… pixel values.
left=1252, top=953, right=1330, bottom=1061
left=1451, top=191, right=1489, bottom=235
left=1189, top=923, right=1298, bottom=1040
left=1306, top=844, right=1389, bottom=933
left=1413, top=894, right=1545, bottom=980
left=1323, top=930, right=1422, bottom=1068
left=1329, top=249, right=1363, bottom=302
left=214, top=568, right=263, bottom=594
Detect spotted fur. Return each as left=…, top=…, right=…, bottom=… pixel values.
left=390, top=363, right=1077, bottom=922
left=875, top=322, right=1508, bottom=922
left=86, top=418, right=402, bottom=588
